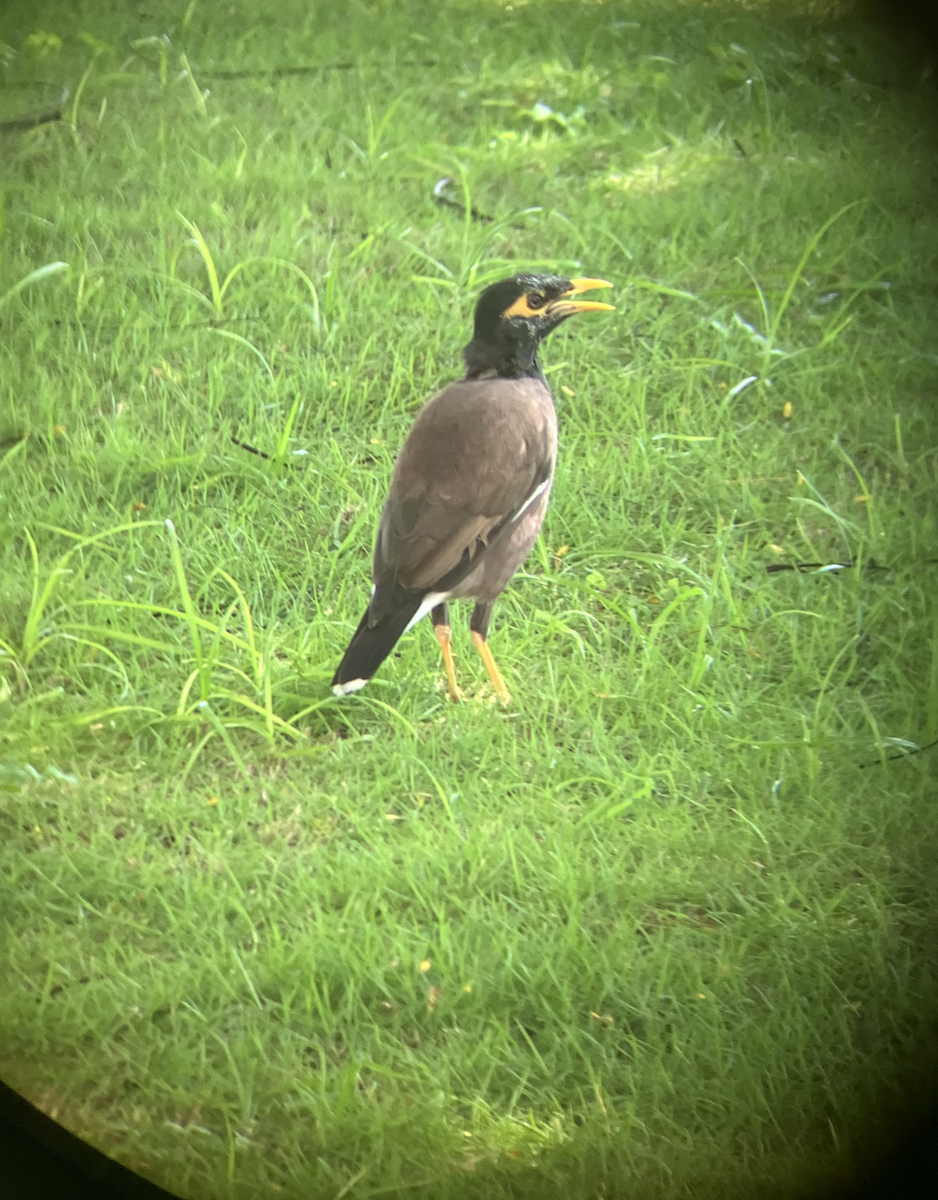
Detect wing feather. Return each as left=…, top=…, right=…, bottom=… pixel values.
left=370, top=378, right=556, bottom=612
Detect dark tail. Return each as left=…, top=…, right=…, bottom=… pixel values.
left=331, top=591, right=426, bottom=694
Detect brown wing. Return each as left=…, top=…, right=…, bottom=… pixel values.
left=373, top=376, right=557, bottom=597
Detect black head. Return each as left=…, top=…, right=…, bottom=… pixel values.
left=462, top=273, right=613, bottom=380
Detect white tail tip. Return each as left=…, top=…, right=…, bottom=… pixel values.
left=332, top=677, right=369, bottom=697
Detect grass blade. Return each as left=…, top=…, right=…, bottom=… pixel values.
left=164, top=519, right=208, bottom=700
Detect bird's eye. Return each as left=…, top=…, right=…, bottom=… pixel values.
left=529, top=291, right=547, bottom=309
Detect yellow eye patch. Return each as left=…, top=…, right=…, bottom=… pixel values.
left=501, top=292, right=549, bottom=319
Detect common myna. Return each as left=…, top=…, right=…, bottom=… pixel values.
left=331, top=273, right=614, bottom=703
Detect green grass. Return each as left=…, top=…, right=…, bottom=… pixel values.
left=1, top=0, right=938, bottom=1196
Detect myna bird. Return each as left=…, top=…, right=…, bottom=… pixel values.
left=331, top=273, right=614, bottom=704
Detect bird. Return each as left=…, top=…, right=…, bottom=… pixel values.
left=331, top=272, right=614, bottom=704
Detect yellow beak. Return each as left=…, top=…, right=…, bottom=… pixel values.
left=548, top=277, right=615, bottom=317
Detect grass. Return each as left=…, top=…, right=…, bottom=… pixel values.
left=1, top=0, right=937, bottom=1196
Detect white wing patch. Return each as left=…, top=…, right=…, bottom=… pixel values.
left=511, top=477, right=550, bottom=522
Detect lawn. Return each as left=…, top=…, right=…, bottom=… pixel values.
left=1, top=1, right=937, bottom=1197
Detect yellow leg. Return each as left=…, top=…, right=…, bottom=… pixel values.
left=434, top=623, right=462, bottom=702
left=471, top=631, right=511, bottom=706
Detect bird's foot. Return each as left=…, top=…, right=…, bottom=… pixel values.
left=471, top=631, right=512, bottom=706
left=434, top=623, right=463, bottom=702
